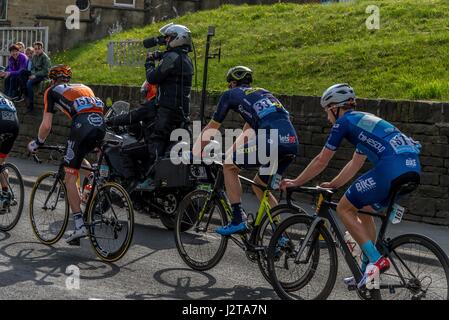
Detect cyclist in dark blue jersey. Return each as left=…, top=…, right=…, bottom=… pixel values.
left=192, top=66, right=299, bottom=236
left=281, top=83, right=421, bottom=288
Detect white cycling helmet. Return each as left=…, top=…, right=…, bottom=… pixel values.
left=159, top=23, right=192, bottom=49
left=320, top=83, right=356, bottom=109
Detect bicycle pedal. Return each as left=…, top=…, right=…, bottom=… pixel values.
left=347, top=285, right=357, bottom=291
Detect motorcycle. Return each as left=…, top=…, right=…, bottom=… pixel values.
left=101, top=101, right=210, bottom=230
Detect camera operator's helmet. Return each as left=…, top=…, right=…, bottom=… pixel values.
left=320, top=83, right=356, bottom=109
left=226, top=66, right=253, bottom=84
left=159, top=23, right=192, bottom=49
left=49, top=64, right=72, bottom=81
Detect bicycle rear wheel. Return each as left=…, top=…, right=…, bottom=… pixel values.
left=87, top=182, right=134, bottom=262
left=267, top=215, right=338, bottom=300
left=175, top=189, right=229, bottom=271
left=29, top=172, right=69, bottom=245
left=379, top=234, right=449, bottom=300
left=0, top=163, right=25, bottom=231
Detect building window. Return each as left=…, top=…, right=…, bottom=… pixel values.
left=0, top=0, right=7, bottom=21
left=114, top=0, right=135, bottom=8
left=76, top=0, right=91, bottom=11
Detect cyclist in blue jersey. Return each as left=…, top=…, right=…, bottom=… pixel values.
left=192, top=66, right=299, bottom=236
left=0, top=94, right=19, bottom=212
left=280, top=83, right=422, bottom=288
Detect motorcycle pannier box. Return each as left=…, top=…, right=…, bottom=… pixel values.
left=154, top=158, right=197, bottom=188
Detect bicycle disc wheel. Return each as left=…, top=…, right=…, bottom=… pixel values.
left=29, top=172, right=70, bottom=245
left=267, top=215, right=338, bottom=300
left=175, top=189, right=229, bottom=271
left=256, top=205, right=307, bottom=284
left=0, top=163, right=25, bottom=231
left=379, top=234, right=449, bottom=300
left=87, top=182, right=134, bottom=262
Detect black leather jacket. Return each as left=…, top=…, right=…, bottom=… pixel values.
left=145, top=46, right=194, bottom=117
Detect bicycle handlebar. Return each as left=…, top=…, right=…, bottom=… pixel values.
left=30, top=145, right=67, bottom=164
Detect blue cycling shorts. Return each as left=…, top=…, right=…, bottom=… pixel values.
left=232, top=121, right=299, bottom=185
left=345, top=153, right=421, bottom=211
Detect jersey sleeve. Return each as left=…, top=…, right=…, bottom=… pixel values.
left=212, top=90, right=233, bottom=124
left=325, top=119, right=347, bottom=152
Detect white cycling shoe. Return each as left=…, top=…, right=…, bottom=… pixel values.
left=66, top=226, right=88, bottom=245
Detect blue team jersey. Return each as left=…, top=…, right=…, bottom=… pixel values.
left=212, top=86, right=291, bottom=130
left=325, top=110, right=421, bottom=164
left=0, top=96, right=16, bottom=113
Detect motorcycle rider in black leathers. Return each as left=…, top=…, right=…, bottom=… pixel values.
left=145, top=23, right=194, bottom=165
left=106, top=23, right=194, bottom=181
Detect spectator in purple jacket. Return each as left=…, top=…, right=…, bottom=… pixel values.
left=0, top=44, right=28, bottom=100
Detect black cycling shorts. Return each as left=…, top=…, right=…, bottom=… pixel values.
left=63, top=113, right=106, bottom=173
left=0, top=112, right=19, bottom=158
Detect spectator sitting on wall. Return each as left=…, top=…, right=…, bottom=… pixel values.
left=0, top=45, right=28, bottom=101
left=18, top=47, right=35, bottom=104
left=16, top=42, right=25, bottom=53
left=22, top=42, right=51, bottom=113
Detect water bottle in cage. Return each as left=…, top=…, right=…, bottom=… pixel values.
left=344, top=231, right=362, bottom=264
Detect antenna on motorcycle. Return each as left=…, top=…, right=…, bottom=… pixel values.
left=200, top=25, right=221, bottom=128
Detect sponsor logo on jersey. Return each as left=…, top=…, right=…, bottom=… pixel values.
left=355, top=177, right=377, bottom=193
left=358, top=132, right=386, bottom=153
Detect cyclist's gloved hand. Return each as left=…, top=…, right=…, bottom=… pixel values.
left=28, top=138, right=45, bottom=154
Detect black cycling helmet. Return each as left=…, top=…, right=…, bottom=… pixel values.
left=226, top=66, right=253, bottom=84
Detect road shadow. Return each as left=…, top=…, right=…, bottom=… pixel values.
left=0, top=231, right=11, bottom=243
left=125, top=268, right=278, bottom=300
left=0, top=241, right=120, bottom=288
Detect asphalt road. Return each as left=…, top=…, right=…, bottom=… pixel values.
left=0, top=158, right=448, bottom=300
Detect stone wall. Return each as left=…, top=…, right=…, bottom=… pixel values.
left=11, top=85, right=449, bottom=226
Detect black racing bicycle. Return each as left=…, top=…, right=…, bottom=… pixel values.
left=267, top=172, right=449, bottom=300
left=0, top=133, right=24, bottom=232
left=29, top=142, right=134, bottom=262
left=175, top=157, right=306, bottom=284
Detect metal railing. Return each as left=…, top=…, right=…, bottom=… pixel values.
left=0, top=27, right=49, bottom=66
left=107, top=40, right=146, bottom=67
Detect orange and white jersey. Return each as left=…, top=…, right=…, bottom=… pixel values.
left=44, top=83, right=104, bottom=119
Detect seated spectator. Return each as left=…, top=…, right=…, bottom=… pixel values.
left=16, top=42, right=25, bottom=53
left=0, top=45, right=28, bottom=100
left=23, top=42, right=51, bottom=113
left=18, top=47, right=35, bottom=103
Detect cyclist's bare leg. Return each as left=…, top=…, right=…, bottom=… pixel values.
left=64, top=171, right=82, bottom=214
left=358, top=207, right=377, bottom=242
left=0, top=158, right=7, bottom=189
left=252, top=175, right=277, bottom=208
left=223, top=163, right=242, bottom=204
left=337, top=195, right=372, bottom=246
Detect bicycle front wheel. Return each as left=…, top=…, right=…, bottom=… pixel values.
left=267, top=214, right=338, bottom=300
left=87, top=182, right=134, bottom=263
left=256, top=205, right=307, bottom=285
left=0, top=163, right=25, bottom=231
left=380, top=234, right=449, bottom=300
left=175, top=189, right=229, bottom=271
left=29, top=172, right=70, bottom=245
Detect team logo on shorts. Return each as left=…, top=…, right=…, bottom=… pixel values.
left=355, top=178, right=377, bottom=193
left=279, top=134, right=297, bottom=144
left=88, top=114, right=104, bottom=127
left=406, top=158, right=417, bottom=168
left=64, top=140, right=76, bottom=164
